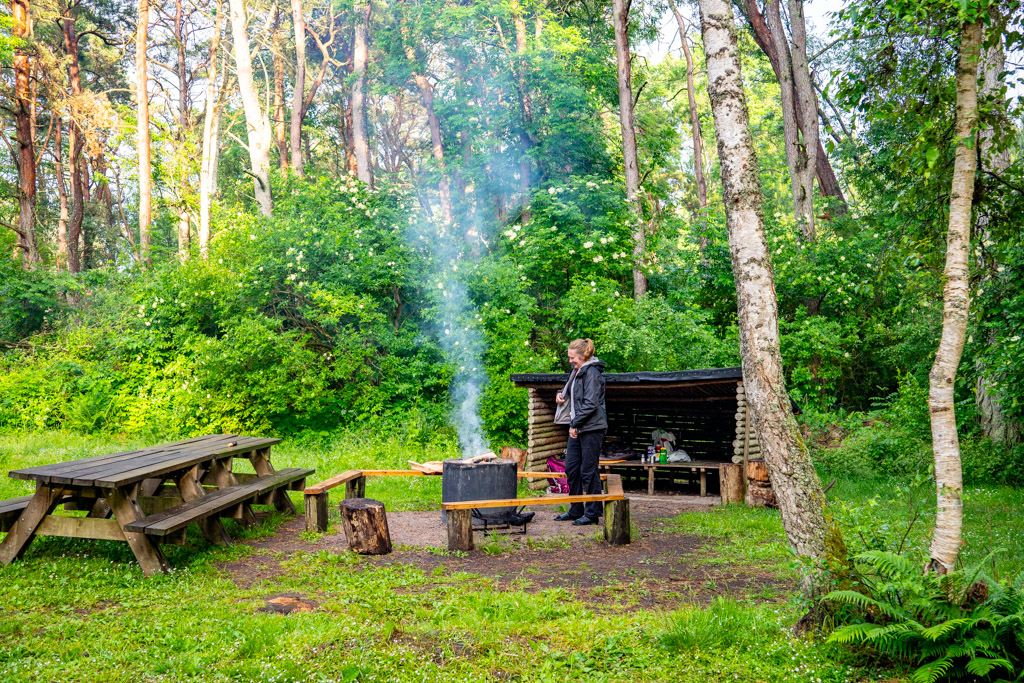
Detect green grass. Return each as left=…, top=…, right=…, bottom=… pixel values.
left=1, top=431, right=1021, bottom=681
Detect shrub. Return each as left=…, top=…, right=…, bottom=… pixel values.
left=826, top=551, right=1024, bottom=683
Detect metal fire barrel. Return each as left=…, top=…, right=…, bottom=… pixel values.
left=441, top=458, right=517, bottom=524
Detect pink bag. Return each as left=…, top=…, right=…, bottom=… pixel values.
left=546, top=457, right=569, bottom=494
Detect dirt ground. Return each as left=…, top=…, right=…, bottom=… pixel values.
left=223, top=494, right=794, bottom=610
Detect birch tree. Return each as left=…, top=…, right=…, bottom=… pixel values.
left=199, top=0, right=225, bottom=254
left=137, top=0, right=153, bottom=264
left=351, top=0, right=373, bottom=186
left=927, top=18, right=983, bottom=575
left=229, top=0, right=274, bottom=215
left=612, top=0, right=647, bottom=298
left=697, top=0, right=844, bottom=599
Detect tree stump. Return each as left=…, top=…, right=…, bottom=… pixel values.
left=745, top=483, right=778, bottom=508
left=339, top=498, right=392, bottom=555
left=721, top=463, right=745, bottom=505
left=603, top=499, right=630, bottom=546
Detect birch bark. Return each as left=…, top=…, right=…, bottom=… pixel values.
left=199, top=0, right=224, bottom=255
left=289, top=0, right=306, bottom=174
left=927, top=20, right=983, bottom=575
left=229, top=0, right=274, bottom=214
left=697, top=0, right=842, bottom=596
left=351, top=0, right=373, bottom=186
left=137, top=0, right=153, bottom=264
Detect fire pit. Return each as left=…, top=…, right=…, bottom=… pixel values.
left=441, top=458, right=524, bottom=529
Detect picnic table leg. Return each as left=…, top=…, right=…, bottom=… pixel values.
left=0, top=483, right=65, bottom=565
left=86, top=498, right=112, bottom=519
left=248, top=447, right=296, bottom=514
left=207, top=458, right=257, bottom=527
left=700, top=469, right=707, bottom=497
left=176, top=466, right=232, bottom=546
left=647, top=467, right=654, bottom=496
left=106, top=486, right=170, bottom=577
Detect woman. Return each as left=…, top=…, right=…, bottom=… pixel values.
left=554, top=338, right=606, bottom=525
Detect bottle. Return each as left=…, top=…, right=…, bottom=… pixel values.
left=660, top=447, right=667, bottom=465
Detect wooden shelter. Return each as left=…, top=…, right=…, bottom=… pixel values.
left=511, top=367, right=763, bottom=493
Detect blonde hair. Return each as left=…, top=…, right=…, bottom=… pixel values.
left=568, top=338, right=595, bottom=361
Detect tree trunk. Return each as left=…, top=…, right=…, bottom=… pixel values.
left=405, top=41, right=452, bottom=225
left=55, top=119, right=69, bottom=269
left=137, top=0, right=153, bottom=265
left=787, top=0, right=818, bottom=238
left=289, top=0, right=306, bottom=174
left=199, top=0, right=223, bottom=256
left=612, top=0, right=647, bottom=298
left=351, top=0, right=373, bottom=186
left=697, top=0, right=843, bottom=596
left=669, top=0, right=707, bottom=209
left=13, top=0, right=39, bottom=267
left=513, top=4, right=533, bottom=225
left=272, top=6, right=288, bottom=170
left=62, top=15, right=84, bottom=275
left=229, top=0, right=274, bottom=215
left=175, top=0, right=190, bottom=260
left=927, top=20, right=983, bottom=576
left=974, top=15, right=1021, bottom=447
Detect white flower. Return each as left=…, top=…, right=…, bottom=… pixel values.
left=607, top=308, right=612, bottom=313
left=568, top=250, right=575, bottom=255
left=607, top=236, right=614, bottom=243
left=548, top=187, right=556, bottom=194
left=600, top=237, right=607, bottom=244
left=593, top=255, right=603, bottom=262
left=583, top=241, right=594, bottom=249
left=590, top=281, right=596, bottom=286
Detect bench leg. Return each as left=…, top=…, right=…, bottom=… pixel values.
left=305, top=492, right=329, bottom=533
left=344, top=475, right=366, bottom=499
left=604, top=499, right=630, bottom=546
left=647, top=467, right=654, bottom=496
left=177, top=467, right=231, bottom=546
left=700, top=469, right=707, bottom=497
left=107, top=486, right=170, bottom=577
left=208, top=458, right=257, bottom=526
left=446, top=509, right=473, bottom=552
left=0, top=484, right=65, bottom=565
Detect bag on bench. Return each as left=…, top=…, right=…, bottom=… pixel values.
left=546, top=457, right=569, bottom=494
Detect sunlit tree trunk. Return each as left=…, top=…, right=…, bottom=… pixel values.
left=928, top=20, right=983, bottom=576
left=405, top=39, right=452, bottom=225
left=61, top=14, right=84, bottom=274
left=55, top=119, right=69, bottom=269
left=698, top=0, right=843, bottom=599
left=175, top=0, right=190, bottom=259
left=289, top=0, right=306, bottom=174
left=199, top=0, right=224, bottom=256
left=229, top=0, right=274, bottom=214
left=272, top=6, right=288, bottom=169
left=612, top=0, right=647, bottom=298
left=13, top=0, right=39, bottom=266
left=787, top=0, right=817, bottom=238
left=137, top=0, right=153, bottom=265
left=351, top=0, right=373, bottom=186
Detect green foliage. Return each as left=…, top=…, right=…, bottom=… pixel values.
left=826, top=551, right=1024, bottom=683
left=659, top=597, right=779, bottom=651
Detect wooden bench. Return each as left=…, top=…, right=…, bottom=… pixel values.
left=123, top=467, right=311, bottom=540
left=440, top=474, right=629, bottom=551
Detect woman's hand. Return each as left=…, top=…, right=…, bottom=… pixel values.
left=555, top=392, right=566, bottom=404
left=569, top=427, right=578, bottom=439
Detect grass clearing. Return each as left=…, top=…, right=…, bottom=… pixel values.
left=1, top=431, right=1021, bottom=681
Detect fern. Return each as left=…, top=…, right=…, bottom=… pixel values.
left=825, top=551, right=1024, bottom=682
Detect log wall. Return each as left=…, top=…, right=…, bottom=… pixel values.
left=526, top=388, right=568, bottom=490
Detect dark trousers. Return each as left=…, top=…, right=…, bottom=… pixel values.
left=565, top=429, right=605, bottom=519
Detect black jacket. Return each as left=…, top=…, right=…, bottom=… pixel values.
left=569, top=359, right=607, bottom=433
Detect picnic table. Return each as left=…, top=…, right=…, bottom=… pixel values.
left=598, top=460, right=723, bottom=497
left=0, top=434, right=312, bottom=576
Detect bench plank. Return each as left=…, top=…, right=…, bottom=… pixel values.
left=441, top=491, right=623, bottom=511
left=304, top=469, right=363, bottom=495
left=123, top=468, right=312, bottom=536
